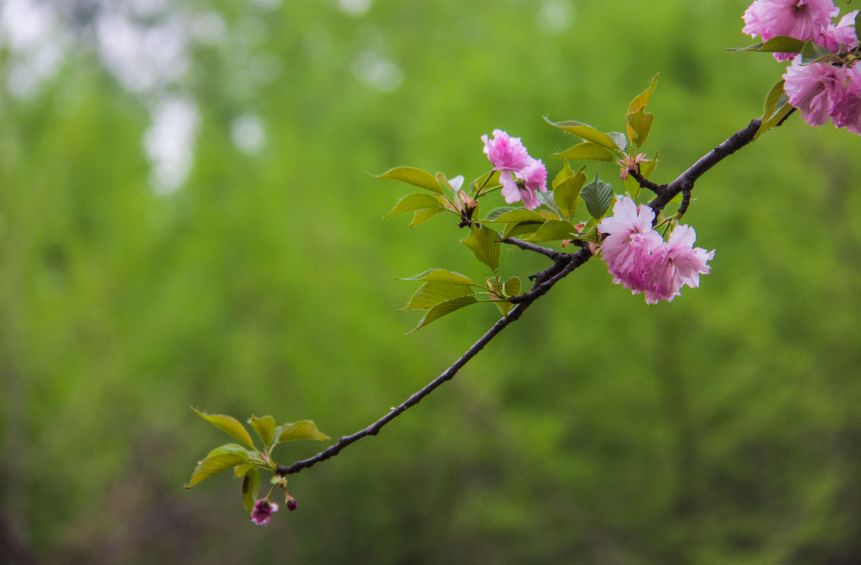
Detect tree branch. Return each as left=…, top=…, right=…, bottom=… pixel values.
left=284, top=117, right=764, bottom=476
left=648, top=118, right=761, bottom=216
left=501, top=237, right=565, bottom=260
left=629, top=169, right=665, bottom=195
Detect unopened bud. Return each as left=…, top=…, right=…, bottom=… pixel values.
left=286, top=496, right=298, bottom=511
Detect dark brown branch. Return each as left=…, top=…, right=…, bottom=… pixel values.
left=284, top=118, right=765, bottom=476
left=285, top=247, right=593, bottom=475
left=629, top=169, right=666, bottom=195
left=648, top=118, right=761, bottom=216
left=501, top=237, right=565, bottom=260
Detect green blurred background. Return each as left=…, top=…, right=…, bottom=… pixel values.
left=2, top=0, right=861, bottom=563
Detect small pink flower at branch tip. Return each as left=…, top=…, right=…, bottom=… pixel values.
left=743, top=0, right=838, bottom=43
left=250, top=498, right=279, bottom=526
left=617, top=153, right=647, bottom=181
left=482, top=130, right=547, bottom=210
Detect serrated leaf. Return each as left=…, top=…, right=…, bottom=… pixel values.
left=248, top=415, right=277, bottom=449
left=482, top=208, right=547, bottom=224
left=410, top=208, right=444, bottom=227
left=462, top=225, right=500, bottom=270
left=528, top=220, right=576, bottom=243
left=186, top=444, right=251, bottom=489
left=727, top=36, right=805, bottom=53
left=504, top=221, right=542, bottom=238
left=628, top=73, right=659, bottom=115
left=277, top=420, right=331, bottom=443
left=385, top=193, right=445, bottom=218
left=404, top=268, right=476, bottom=286
left=553, top=142, right=616, bottom=161
left=543, top=118, right=619, bottom=150
left=626, top=107, right=654, bottom=147
left=376, top=166, right=443, bottom=193
left=192, top=408, right=255, bottom=450
left=553, top=167, right=586, bottom=220
left=408, top=296, right=478, bottom=333
left=580, top=177, right=614, bottom=219
left=402, top=282, right=474, bottom=311
left=241, top=469, right=261, bottom=514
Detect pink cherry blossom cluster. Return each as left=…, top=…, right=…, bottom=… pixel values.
left=743, top=0, right=858, bottom=57
left=598, top=197, right=714, bottom=304
left=742, top=0, right=861, bottom=135
left=481, top=130, right=548, bottom=210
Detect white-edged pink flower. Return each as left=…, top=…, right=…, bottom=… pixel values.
left=743, top=0, right=838, bottom=42
left=598, top=196, right=663, bottom=292
left=819, top=10, right=859, bottom=53
left=484, top=130, right=547, bottom=210
left=481, top=129, right=531, bottom=172
left=831, top=63, right=861, bottom=135
left=643, top=225, right=715, bottom=304
left=783, top=58, right=843, bottom=126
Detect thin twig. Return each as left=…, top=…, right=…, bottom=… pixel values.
left=501, top=237, right=565, bottom=260
left=629, top=170, right=665, bottom=195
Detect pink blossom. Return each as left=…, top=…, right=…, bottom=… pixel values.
left=484, top=130, right=547, bottom=210
left=481, top=130, right=531, bottom=172
left=250, top=499, right=279, bottom=526
left=783, top=59, right=843, bottom=126
left=743, top=0, right=838, bottom=42
left=642, top=225, right=715, bottom=304
left=819, top=10, right=859, bottom=52
left=597, top=196, right=663, bottom=292
left=617, top=153, right=647, bottom=181
left=831, top=63, right=861, bottom=135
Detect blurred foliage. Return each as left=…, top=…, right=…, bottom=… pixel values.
left=2, top=0, right=861, bottom=563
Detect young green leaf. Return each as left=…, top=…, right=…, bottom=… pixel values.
left=376, top=166, right=443, bottom=193
left=580, top=177, right=614, bottom=219
left=408, top=296, right=478, bottom=333
left=241, top=469, right=261, bottom=514
left=462, top=225, right=500, bottom=270
left=727, top=36, right=805, bottom=53
left=755, top=80, right=793, bottom=140
left=553, top=167, right=586, bottom=220
left=553, top=142, right=616, bottom=162
left=185, top=444, right=251, bottom=489
left=192, top=408, right=256, bottom=450
left=277, top=420, right=331, bottom=443
left=404, top=268, right=476, bottom=286
left=543, top=118, right=619, bottom=150
left=626, top=107, right=655, bottom=148
left=385, top=194, right=446, bottom=218
left=528, top=220, right=576, bottom=243
left=800, top=41, right=834, bottom=63
left=410, top=208, right=444, bottom=227
left=248, top=415, right=277, bottom=449
left=504, top=276, right=521, bottom=297
left=470, top=170, right=500, bottom=193
left=482, top=208, right=547, bottom=224
left=503, top=221, right=543, bottom=238
left=627, top=74, right=659, bottom=115
left=402, top=282, right=474, bottom=311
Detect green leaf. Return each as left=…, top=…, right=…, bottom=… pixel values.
left=461, top=225, right=500, bottom=270
left=385, top=193, right=445, bottom=218
left=482, top=208, right=547, bottom=224
left=410, top=208, right=444, bottom=227
left=626, top=107, right=654, bottom=148
left=376, top=166, right=443, bottom=193
left=192, top=408, right=256, bottom=450
left=528, top=220, right=576, bottom=243
left=185, top=444, right=251, bottom=489
left=857, top=11, right=861, bottom=44
left=608, top=132, right=628, bottom=152
left=727, top=36, right=805, bottom=53
left=504, top=221, right=542, bottom=238
left=248, top=415, right=277, bottom=449
left=242, top=469, right=261, bottom=514
left=233, top=463, right=255, bottom=478
left=627, top=73, right=659, bottom=115
left=580, top=177, right=614, bottom=219
left=277, top=420, right=331, bottom=443
left=553, top=165, right=586, bottom=220
left=553, top=142, right=616, bottom=162
left=408, top=296, right=478, bottom=333
left=471, top=170, right=500, bottom=193
left=402, top=282, right=474, bottom=311
left=504, top=276, right=521, bottom=297
left=404, top=268, right=476, bottom=286
left=543, top=118, right=619, bottom=150
left=800, top=41, right=833, bottom=64
left=755, top=81, right=793, bottom=140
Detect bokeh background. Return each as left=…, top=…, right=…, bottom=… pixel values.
left=2, top=0, right=861, bottom=563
